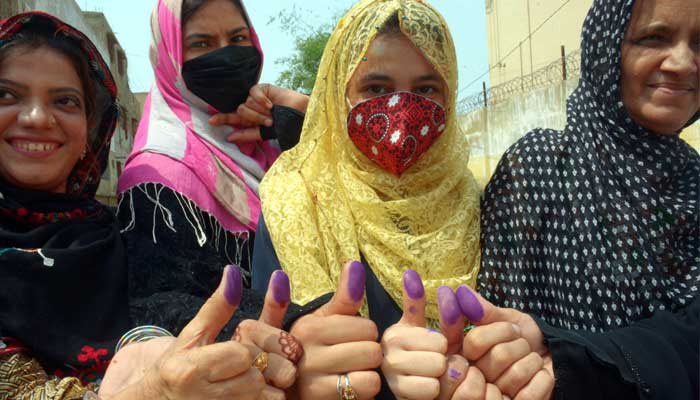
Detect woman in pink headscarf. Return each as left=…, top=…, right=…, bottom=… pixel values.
left=116, top=0, right=308, bottom=336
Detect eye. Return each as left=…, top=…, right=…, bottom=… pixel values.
left=190, top=41, right=209, bottom=49
left=636, top=34, right=668, bottom=46
left=415, top=86, right=438, bottom=95
left=0, top=88, right=17, bottom=104
left=55, top=95, right=82, bottom=111
left=231, top=33, right=250, bottom=44
left=368, top=85, right=389, bottom=95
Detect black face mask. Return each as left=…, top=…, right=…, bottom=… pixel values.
left=182, top=44, right=262, bottom=113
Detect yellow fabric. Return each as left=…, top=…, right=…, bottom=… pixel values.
left=260, top=0, right=481, bottom=321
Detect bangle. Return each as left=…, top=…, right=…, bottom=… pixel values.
left=115, top=325, right=174, bottom=353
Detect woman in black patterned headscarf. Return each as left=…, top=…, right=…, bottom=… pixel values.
left=479, top=0, right=700, bottom=333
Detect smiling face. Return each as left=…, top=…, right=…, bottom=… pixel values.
left=620, top=0, right=700, bottom=135
left=346, top=34, right=447, bottom=108
left=182, top=0, right=252, bottom=62
left=0, top=46, right=88, bottom=193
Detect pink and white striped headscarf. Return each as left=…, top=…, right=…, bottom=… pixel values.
left=118, top=0, right=279, bottom=234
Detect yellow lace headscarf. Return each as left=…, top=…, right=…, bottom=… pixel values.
left=260, top=0, right=480, bottom=321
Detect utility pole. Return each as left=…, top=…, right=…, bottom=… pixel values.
left=526, top=0, right=534, bottom=76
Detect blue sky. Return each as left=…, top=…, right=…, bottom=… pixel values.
left=80, top=0, right=489, bottom=101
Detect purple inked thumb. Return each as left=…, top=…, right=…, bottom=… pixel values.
left=259, top=269, right=291, bottom=328
left=315, top=261, right=366, bottom=317
left=399, top=269, right=426, bottom=327
left=176, top=265, right=241, bottom=346
left=455, top=285, right=485, bottom=324
left=437, top=286, right=466, bottom=355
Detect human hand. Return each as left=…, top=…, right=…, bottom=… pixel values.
left=208, top=84, right=308, bottom=144
left=289, top=261, right=382, bottom=400
left=105, top=266, right=265, bottom=400
left=381, top=270, right=450, bottom=399
left=456, top=286, right=554, bottom=400
left=233, top=270, right=302, bottom=399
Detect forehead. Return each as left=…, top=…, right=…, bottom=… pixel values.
left=0, top=45, right=82, bottom=88
left=628, top=0, right=700, bottom=28
left=355, top=34, right=442, bottom=80
left=183, top=0, right=247, bottom=32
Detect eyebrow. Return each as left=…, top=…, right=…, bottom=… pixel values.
left=50, top=87, right=83, bottom=97
left=635, top=22, right=673, bottom=36
left=184, top=26, right=249, bottom=42
left=0, top=79, right=82, bottom=96
left=414, top=74, right=442, bottom=83
left=0, top=78, right=26, bottom=89
left=360, top=73, right=393, bottom=83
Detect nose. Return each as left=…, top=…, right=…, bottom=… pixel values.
left=17, top=102, right=55, bottom=129
left=660, top=42, right=699, bottom=78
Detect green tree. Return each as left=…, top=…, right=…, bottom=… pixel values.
left=269, top=7, right=342, bottom=94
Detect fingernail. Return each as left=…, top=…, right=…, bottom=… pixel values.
left=426, top=328, right=441, bottom=334
left=456, top=285, right=484, bottom=322
left=449, top=368, right=461, bottom=379
left=437, top=286, right=460, bottom=325
left=347, top=261, right=365, bottom=302
left=224, top=265, right=242, bottom=306
left=403, top=269, right=424, bottom=299
left=265, top=118, right=273, bottom=127
left=271, top=270, right=291, bottom=304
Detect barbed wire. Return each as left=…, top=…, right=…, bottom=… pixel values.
left=458, top=49, right=581, bottom=115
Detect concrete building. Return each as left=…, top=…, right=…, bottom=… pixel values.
left=462, top=0, right=700, bottom=187
left=486, top=0, right=593, bottom=86
left=1, top=0, right=141, bottom=205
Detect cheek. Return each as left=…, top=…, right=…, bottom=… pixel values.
left=0, top=109, right=16, bottom=135
left=61, top=115, right=89, bottom=155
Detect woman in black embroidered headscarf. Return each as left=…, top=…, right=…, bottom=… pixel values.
left=0, top=11, right=130, bottom=397
left=479, top=0, right=700, bottom=333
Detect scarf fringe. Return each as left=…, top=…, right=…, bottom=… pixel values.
left=118, top=183, right=250, bottom=269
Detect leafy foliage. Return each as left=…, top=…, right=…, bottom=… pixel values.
left=268, top=6, right=343, bottom=94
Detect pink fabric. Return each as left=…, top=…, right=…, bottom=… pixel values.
left=118, top=0, right=279, bottom=233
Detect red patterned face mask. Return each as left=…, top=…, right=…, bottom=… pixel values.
left=347, top=91, right=447, bottom=177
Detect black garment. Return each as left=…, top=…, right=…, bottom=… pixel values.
left=118, top=184, right=264, bottom=338
left=0, top=12, right=128, bottom=378
left=253, top=212, right=401, bottom=400
left=260, top=105, right=306, bottom=151
left=0, top=183, right=130, bottom=373
left=540, top=297, right=700, bottom=399
left=478, top=0, right=700, bottom=332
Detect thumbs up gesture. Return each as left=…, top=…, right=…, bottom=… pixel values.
left=288, top=261, right=383, bottom=400
left=381, top=270, right=468, bottom=400
left=233, top=269, right=303, bottom=399
left=101, top=266, right=302, bottom=400
left=454, top=285, right=554, bottom=400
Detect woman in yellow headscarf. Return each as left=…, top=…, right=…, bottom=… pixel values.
left=252, top=0, right=482, bottom=398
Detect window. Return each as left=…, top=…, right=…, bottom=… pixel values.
left=131, top=118, right=139, bottom=138
left=118, top=51, right=126, bottom=77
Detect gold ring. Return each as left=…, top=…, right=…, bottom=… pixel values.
left=337, top=374, right=358, bottom=400
left=252, top=351, right=268, bottom=373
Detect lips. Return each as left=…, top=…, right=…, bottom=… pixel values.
left=7, top=138, right=62, bottom=158
left=650, top=82, right=696, bottom=93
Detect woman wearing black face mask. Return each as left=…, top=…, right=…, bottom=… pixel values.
left=116, top=0, right=307, bottom=337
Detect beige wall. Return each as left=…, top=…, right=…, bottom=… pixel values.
left=486, top=0, right=593, bottom=86
left=462, top=77, right=700, bottom=188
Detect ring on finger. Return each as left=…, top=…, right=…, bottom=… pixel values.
left=336, top=374, right=358, bottom=400
left=252, top=351, right=269, bottom=373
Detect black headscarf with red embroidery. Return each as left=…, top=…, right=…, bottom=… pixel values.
left=0, top=12, right=129, bottom=383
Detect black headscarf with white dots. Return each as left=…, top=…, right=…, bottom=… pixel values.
left=478, top=0, right=700, bottom=332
